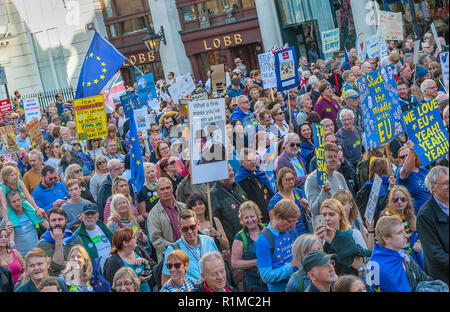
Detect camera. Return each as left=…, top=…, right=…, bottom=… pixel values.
left=141, top=263, right=153, bottom=278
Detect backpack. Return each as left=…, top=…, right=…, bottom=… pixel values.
left=238, top=223, right=267, bottom=253
left=261, top=227, right=297, bottom=256
left=294, top=270, right=304, bottom=292
left=415, top=280, right=449, bottom=292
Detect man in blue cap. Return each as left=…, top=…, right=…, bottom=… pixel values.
left=302, top=250, right=338, bottom=292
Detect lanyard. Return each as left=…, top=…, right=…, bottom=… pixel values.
left=170, top=279, right=187, bottom=292
left=181, top=237, right=203, bottom=262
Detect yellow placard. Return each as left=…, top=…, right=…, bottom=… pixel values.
left=74, top=95, right=107, bottom=141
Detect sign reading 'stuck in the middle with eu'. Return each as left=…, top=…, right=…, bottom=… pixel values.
left=357, top=65, right=404, bottom=151
left=402, top=98, right=449, bottom=167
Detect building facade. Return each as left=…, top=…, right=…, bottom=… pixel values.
left=0, top=0, right=107, bottom=98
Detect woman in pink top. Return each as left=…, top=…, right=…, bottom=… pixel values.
left=155, top=141, right=188, bottom=178
left=0, top=227, right=25, bottom=284
left=103, top=177, right=143, bottom=225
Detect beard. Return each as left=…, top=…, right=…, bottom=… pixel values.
left=50, top=224, right=66, bottom=232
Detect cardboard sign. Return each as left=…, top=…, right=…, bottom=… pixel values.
left=191, top=92, right=209, bottom=101
left=365, top=173, right=382, bottom=223
left=168, top=73, right=196, bottom=103
left=258, top=51, right=277, bottom=89
left=134, top=107, right=151, bottom=133
left=413, top=40, right=421, bottom=65
left=74, top=95, right=107, bottom=140
left=137, top=73, right=158, bottom=109
left=312, top=123, right=327, bottom=186
left=0, top=99, right=12, bottom=115
left=357, top=65, right=404, bottom=150
left=26, top=118, right=43, bottom=147
left=23, top=97, right=41, bottom=123
left=431, top=23, right=442, bottom=52
left=441, top=52, right=449, bottom=85
left=377, top=11, right=403, bottom=41
left=402, top=98, right=449, bottom=167
left=274, top=47, right=299, bottom=91
left=211, top=64, right=227, bottom=94
left=0, top=125, right=19, bottom=153
left=321, top=28, right=340, bottom=54
left=189, top=98, right=228, bottom=184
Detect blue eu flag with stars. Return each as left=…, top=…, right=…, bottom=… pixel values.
left=75, top=31, right=126, bottom=99
left=120, top=93, right=145, bottom=193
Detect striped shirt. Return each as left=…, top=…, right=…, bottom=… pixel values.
left=160, top=277, right=197, bottom=292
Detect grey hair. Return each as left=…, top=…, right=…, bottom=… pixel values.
left=297, top=94, right=309, bottom=108
left=237, top=94, right=249, bottom=105
left=284, top=132, right=300, bottom=144
left=339, top=108, right=355, bottom=120
left=308, top=75, right=319, bottom=89
left=108, top=158, right=120, bottom=170
left=112, top=267, right=140, bottom=292
left=199, top=251, right=224, bottom=275
left=29, top=150, right=44, bottom=161
left=425, top=166, right=449, bottom=192
left=420, top=79, right=435, bottom=93
left=291, top=234, right=323, bottom=269
left=404, top=53, right=413, bottom=62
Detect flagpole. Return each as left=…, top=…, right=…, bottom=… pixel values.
left=206, top=182, right=213, bottom=228
left=127, top=59, right=145, bottom=76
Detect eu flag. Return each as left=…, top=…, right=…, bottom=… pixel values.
left=75, top=31, right=126, bottom=99
left=120, top=93, right=145, bottom=193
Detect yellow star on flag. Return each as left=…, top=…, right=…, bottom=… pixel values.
left=129, top=144, right=133, bottom=149
left=87, top=81, right=91, bottom=86
left=89, top=53, right=93, bottom=57
left=96, top=56, right=101, bottom=60
left=136, top=160, right=141, bottom=165
left=100, top=75, right=105, bottom=79
left=131, top=137, right=136, bottom=142
left=93, top=79, right=98, bottom=84
left=101, top=62, right=106, bottom=66
left=82, top=82, right=85, bottom=86
left=102, top=68, right=107, bottom=73
left=132, top=153, right=135, bottom=158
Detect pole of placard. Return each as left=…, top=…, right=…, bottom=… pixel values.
left=384, top=143, right=393, bottom=176
left=127, top=59, right=145, bottom=76
left=206, top=182, right=213, bottom=228
left=271, top=88, right=275, bottom=102
left=287, top=91, right=292, bottom=127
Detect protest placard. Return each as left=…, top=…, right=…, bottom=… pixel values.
left=168, top=73, right=196, bottom=103
left=0, top=99, right=12, bottom=116
left=274, top=47, right=299, bottom=91
left=365, top=173, right=382, bottom=223
left=74, top=94, right=107, bottom=140
left=23, top=97, right=41, bottom=123
left=441, top=52, right=449, bottom=85
left=366, top=35, right=380, bottom=59
left=191, top=92, right=209, bottom=101
left=379, top=40, right=388, bottom=59
left=26, top=118, right=43, bottom=147
left=189, top=98, right=228, bottom=184
left=413, top=40, right=421, bottom=65
left=377, top=11, right=403, bottom=41
left=402, top=98, right=449, bottom=167
left=258, top=51, right=277, bottom=89
left=356, top=32, right=367, bottom=63
left=211, top=64, right=227, bottom=94
left=312, top=123, right=327, bottom=186
left=137, top=73, right=157, bottom=109
left=0, top=125, right=19, bottom=153
left=321, top=28, right=340, bottom=54
left=134, top=107, right=151, bottom=133
left=431, top=23, right=442, bottom=52
left=357, top=65, right=404, bottom=150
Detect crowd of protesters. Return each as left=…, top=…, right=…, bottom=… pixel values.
left=0, top=9, right=449, bottom=293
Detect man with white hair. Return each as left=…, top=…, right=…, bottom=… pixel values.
left=361, top=61, right=373, bottom=75
left=335, top=109, right=362, bottom=167
left=421, top=79, right=438, bottom=102
left=417, top=166, right=449, bottom=285
left=191, top=251, right=237, bottom=292
left=351, top=65, right=362, bottom=80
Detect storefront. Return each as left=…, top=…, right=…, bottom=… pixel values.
left=120, top=46, right=165, bottom=85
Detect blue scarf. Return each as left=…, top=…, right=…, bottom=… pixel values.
left=369, top=243, right=411, bottom=292
left=235, top=165, right=272, bottom=192
left=39, top=228, right=79, bottom=246
left=73, top=150, right=94, bottom=171
left=363, top=176, right=390, bottom=199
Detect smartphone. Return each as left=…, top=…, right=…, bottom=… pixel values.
left=315, top=215, right=326, bottom=239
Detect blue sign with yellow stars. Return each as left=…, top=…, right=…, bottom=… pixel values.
left=402, top=98, right=449, bottom=167
left=75, top=31, right=126, bottom=99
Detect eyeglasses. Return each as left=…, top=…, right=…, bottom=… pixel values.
left=73, top=169, right=82, bottom=174
left=45, top=146, right=50, bottom=149
left=393, top=197, right=407, bottom=203
left=290, top=143, right=300, bottom=148
left=435, top=181, right=449, bottom=187
left=168, top=160, right=176, bottom=166
left=180, top=224, right=197, bottom=233
left=46, top=177, right=57, bottom=182
left=166, top=263, right=183, bottom=270
left=115, top=281, right=134, bottom=288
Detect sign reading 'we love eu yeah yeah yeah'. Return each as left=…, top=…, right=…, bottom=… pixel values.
left=402, top=98, right=449, bottom=167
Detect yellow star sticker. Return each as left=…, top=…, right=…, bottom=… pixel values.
left=93, top=79, right=98, bottom=84
left=87, top=81, right=91, bottom=86
left=96, top=56, right=101, bottom=60
left=102, top=68, right=107, bottom=73
left=100, top=75, right=105, bottom=79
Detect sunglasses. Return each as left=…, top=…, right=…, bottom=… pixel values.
left=276, top=112, right=284, bottom=116
left=72, top=143, right=80, bottom=147
left=290, top=143, right=300, bottom=148
left=393, top=197, right=407, bottom=203
left=73, top=169, right=82, bottom=174
left=180, top=224, right=197, bottom=233
left=98, top=160, right=107, bottom=165
left=166, top=263, right=183, bottom=270
left=53, top=145, right=60, bottom=148
left=399, top=155, right=407, bottom=160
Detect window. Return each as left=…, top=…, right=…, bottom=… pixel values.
left=119, top=17, right=147, bottom=35
left=182, top=5, right=196, bottom=21
left=115, top=0, right=145, bottom=16
left=241, top=0, right=255, bottom=8
left=104, top=0, right=114, bottom=17
left=109, top=24, right=118, bottom=37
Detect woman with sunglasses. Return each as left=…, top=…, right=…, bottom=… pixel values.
left=60, top=138, right=94, bottom=177
left=44, top=141, right=64, bottom=179
left=65, top=164, right=95, bottom=203
left=39, top=141, right=51, bottom=162
left=158, top=157, right=183, bottom=197
left=270, top=107, right=289, bottom=138
left=155, top=141, right=188, bottom=178
left=86, top=138, right=105, bottom=162
left=104, top=227, right=154, bottom=292
left=160, top=249, right=196, bottom=292
left=89, top=156, right=108, bottom=203
left=381, top=185, right=423, bottom=268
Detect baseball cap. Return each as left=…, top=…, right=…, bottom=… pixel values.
left=415, top=65, right=429, bottom=80
left=343, top=89, right=359, bottom=99
left=302, top=250, right=337, bottom=273
left=83, top=203, right=98, bottom=214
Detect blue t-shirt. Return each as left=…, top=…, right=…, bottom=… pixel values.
left=0, top=213, right=38, bottom=257
left=396, top=166, right=432, bottom=215
left=290, top=157, right=306, bottom=177
left=268, top=189, right=309, bottom=236
left=255, top=224, right=297, bottom=292
left=162, top=235, right=218, bottom=282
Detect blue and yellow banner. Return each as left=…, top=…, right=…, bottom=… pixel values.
left=312, top=123, right=327, bottom=186
left=402, top=98, right=449, bottom=167
left=357, top=65, right=404, bottom=150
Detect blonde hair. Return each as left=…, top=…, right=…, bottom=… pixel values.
left=238, top=201, right=262, bottom=226
left=112, top=267, right=140, bottom=292
left=1, top=165, right=20, bottom=189
left=332, top=189, right=359, bottom=221
left=375, top=215, right=403, bottom=247
left=108, top=194, right=136, bottom=224
left=65, top=164, right=83, bottom=182
left=320, top=198, right=351, bottom=231
left=291, top=234, right=322, bottom=269
left=383, top=185, right=416, bottom=232
left=62, top=245, right=93, bottom=283
left=272, top=199, right=300, bottom=220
